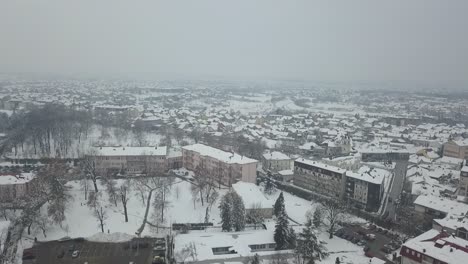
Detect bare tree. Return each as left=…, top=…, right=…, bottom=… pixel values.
left=247, top=202, right=265, bottom=230
left=119, top=181, right=131, bottom=223
left=80, top=149, right=100, bottom=193
left=94, top=206, right=108, bottom=233
left=175, top=242, right=198, bottom=263
left=204, top=190, right=219, bottom=223
left=135, top=160, right=177, bottom=236
left=321, top=200, right=345, bottom=239
left=103, top=177, right=118, bottom=206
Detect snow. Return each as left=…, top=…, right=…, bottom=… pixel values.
left=262, top=151, right=290, bottom=161
left=414, top=195, right=468, bottom=216
left=231, top=182, right=274, bottom=209
left=346, top=166, right=389, bottom=185
left=183, top=144, right=258, bottom=164
left=295, top=158, right=347, bottom=174
left=0, top=173, right=35, bottom=185
left=402, top=229, right=468, bottom=264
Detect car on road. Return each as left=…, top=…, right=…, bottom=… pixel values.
left=71, top=250, right=80, bottom=258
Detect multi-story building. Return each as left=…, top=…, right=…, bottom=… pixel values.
left=262, top=151, right=292, bottom=172
left=91, top=146, right=168, bottom=175
left=182, top=144, right=258, bottom=186
left=0, top=173, right=35, bottom=202
left=293, top=158, right=346, bottom=199
left=459, top=166, right=468, bottom=199
left=443, top=139, right=468, bottom=160
left=413, top=194, right=468, bottom=231
left=345, top=168, right=386, bottom=212
left=400, top=229, right=468, bottom=264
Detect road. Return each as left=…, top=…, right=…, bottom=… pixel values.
left=384, top=161, right=408, bottom=220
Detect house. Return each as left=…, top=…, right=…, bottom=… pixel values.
left=231, top=182, right=274, bottom=219
left=262, top=151, right=292, bottom=173
left=0, top=173, right=36, bottom=202
left=293, top=158, right=347, bottom=199
left=182, top=144, right=258, bottom=186
left=400, top=229, right=468, bottom=264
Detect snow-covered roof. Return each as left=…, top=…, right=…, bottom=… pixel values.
left=346, top=166, right=389, bottom=185
left=182, top=144, right=257, bottom=164
left=402, top=229, right=468, bottom=264
left=0, top=173, right=35, bottom=185
left=295, top=158, right=346, bottom=174
left=92, top=146, right=167, bottom=156
left=434, top=215, right=468, bottom=232
left=174, top=230, right=275, bottom=262
left=461, top=166, right=468, bottom=173
left=414, top=195, right=468, bottom=216
left=231, top=182, right=274, bottom=209
left=262, top=151, right=290, bottom=161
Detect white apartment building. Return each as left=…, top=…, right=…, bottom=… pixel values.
left=91, top=146, right=168, bottom=175
left=262, top=151, right=292, bottom=172
left=182, top=144, right=258, bottom=186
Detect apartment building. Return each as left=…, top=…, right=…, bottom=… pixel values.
left=91, top=146, right=168, bottom=175
left=262, top=151, right=291, bottom=172
left=293, top=158, right=346, bottom=199
left=443, top=139, right=468, bottom=160
left=460, top=166, right=468, bottom=199
left=345, top=168, right=385, bottom=212
left=0, top=173, right=35, bottom=202
left=182, top=144, right=258, bottom=186
left=400, top=229, right=468, bottom=264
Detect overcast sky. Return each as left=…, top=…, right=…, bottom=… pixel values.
left=1, top=0, right=467, bottom=84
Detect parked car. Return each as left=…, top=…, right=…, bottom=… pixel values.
left=357, top=240, right=367, bottom=246
left=366, top=234, right=376, bottom=240
left=68, top=244, right=75, bottom=252
left=380, top=246, right=392, bottom=254
left=71, top=250, right=80, bottom=258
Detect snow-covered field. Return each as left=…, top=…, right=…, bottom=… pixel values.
left=3, top=176, right=372, bottom=263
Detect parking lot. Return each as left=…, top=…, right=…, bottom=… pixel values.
left=335, top=223, right=402, bottom=262
left=28, top=238, right=157, bottom=264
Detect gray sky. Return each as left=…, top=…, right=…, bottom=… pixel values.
left=1, top=0, right=467, bottom=84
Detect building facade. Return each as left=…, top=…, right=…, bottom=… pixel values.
left=345, top=170, right=385, bottom=212
left=262, top=151, right=292, bottom=172
left=0, top=173, right=35, bottom=202
left=182, top=144, right=258, bottom=186
left=459, top=166, right=468, bottom=199
left=293, top=158, right=346, bottom=199
left=400, top=229, right=468, bottom=264
left=91, top=146, right=168, bottom=175
left=443, top=140, right=468, bottom=160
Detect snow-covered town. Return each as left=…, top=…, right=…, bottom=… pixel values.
left=1, top=1, right=468, bottom=264
left=1, top=76, right=468, bottom=264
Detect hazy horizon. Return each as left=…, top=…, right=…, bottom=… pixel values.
left=1, top=1, right=467, bottom=85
